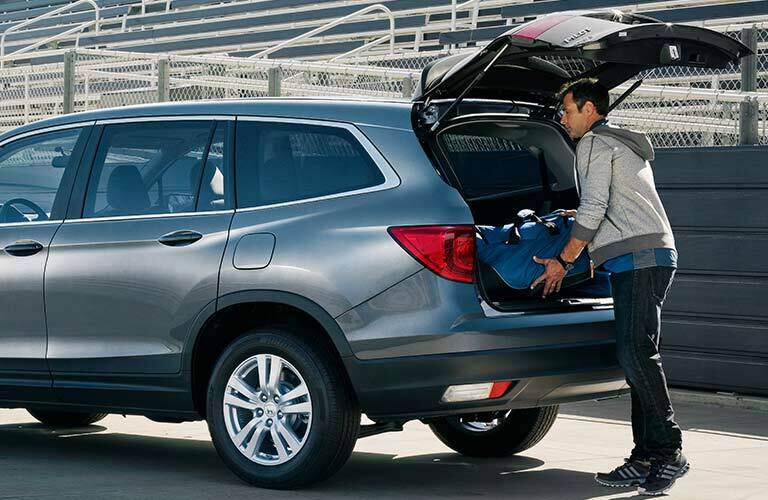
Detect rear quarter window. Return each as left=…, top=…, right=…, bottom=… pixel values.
left=439, top=133, right=544, bottom=198
left=235, top=120, right=385, bottom=208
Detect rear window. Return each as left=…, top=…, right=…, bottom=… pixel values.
left=235, top=121, right=385, bottom=208
left=439, top=132, right=545, bottom=198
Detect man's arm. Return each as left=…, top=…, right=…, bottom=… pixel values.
left=531, top=226, right=589, bottom=297
left=559, top=234, right=589, bottom=263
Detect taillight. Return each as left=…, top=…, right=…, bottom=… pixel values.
left=388, top=225, right=476, bottom=283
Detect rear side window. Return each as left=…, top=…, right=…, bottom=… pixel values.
left=439, top=133, right=544, bottom=199
left=235, top=120, right=385, bottom=208
left=83, top=121, right=221, bottom=218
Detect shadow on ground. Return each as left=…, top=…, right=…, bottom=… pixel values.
left=0, top=422, right=631, bottom=499
left=561, top=395, right=768, bottom=441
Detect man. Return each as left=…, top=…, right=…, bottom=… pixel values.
left=531, top=78, right=688, bottom=496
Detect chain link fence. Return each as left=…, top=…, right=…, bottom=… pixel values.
left=0, top=62, right=69, bottom=130
left=0, top=33, right=766, bottom=148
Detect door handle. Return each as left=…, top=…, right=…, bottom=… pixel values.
left=4, top=240, right=44, bottom=257
left=158, top=230, right=203, bottom=247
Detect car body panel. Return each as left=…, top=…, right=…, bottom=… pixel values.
left=0, top=96, right=628, bottom=419
left=44, top=213, right=233, bottom=375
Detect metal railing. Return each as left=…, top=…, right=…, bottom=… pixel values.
left=451, top=0, right=482, bottom=32
left=249, top=3, right=395, bottom=59
left=0, top=0, right=101, bottom=68
left=0, top=14, right=764, bottom=147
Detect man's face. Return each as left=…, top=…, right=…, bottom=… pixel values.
left=560, top=92, right=598, bottom=139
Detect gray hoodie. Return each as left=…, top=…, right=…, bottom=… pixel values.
left=571, top=123, right=676, bottom=266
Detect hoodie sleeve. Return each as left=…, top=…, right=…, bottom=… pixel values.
left=572, top=135, right=613, bottom=242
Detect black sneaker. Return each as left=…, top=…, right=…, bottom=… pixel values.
left=638, top=453, right=690, bottom=496
left=595, top=458, right=651, bottom=488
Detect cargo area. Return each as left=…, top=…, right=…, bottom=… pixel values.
left=419, top=109, right=613, bottom=312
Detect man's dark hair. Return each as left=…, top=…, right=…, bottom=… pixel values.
left=558, top=78, right=610, bottom=115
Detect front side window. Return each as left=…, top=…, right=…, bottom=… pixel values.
left=83, top=121, right=223, bottom=218
left=0, top=127, right=84, bottom=224
left=235, top=121, right=385, bottom=208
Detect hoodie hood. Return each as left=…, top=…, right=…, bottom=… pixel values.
left=591, top=123, right=655, bottom=161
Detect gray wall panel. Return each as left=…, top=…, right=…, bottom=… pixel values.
left=663, top=317, right=768, bottom=356
left=674, top=231, right=768, bottom=275
left=660, top=189, right=768, bottom=229
left=664, top=352, right=768, bottom=395
left=653, top=146, right=768, bottom=187
left=664, top=275, right=768, bottom=319
left=652, top=147, right=768, bottom=396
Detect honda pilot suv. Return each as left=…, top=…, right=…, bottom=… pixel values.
left=0, top=12, right=746, bottom=490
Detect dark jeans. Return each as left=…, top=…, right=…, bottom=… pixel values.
left=610, top=266, right=683, bottom=462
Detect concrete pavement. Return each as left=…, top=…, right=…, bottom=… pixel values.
left=0, top=395, right=765, bottom=500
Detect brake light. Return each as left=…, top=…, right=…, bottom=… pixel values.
left=512, top=14, right=571, bottom=39
left=388, top=225, right=475, bottom=283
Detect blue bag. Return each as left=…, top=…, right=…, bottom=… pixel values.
left=476, top=210, right=592, bottom=291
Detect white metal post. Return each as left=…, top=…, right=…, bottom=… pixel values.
left=157, top=57, right=169, bottom=102
left=268, top=67, right=282, bottom=97
left=63, top=50, right=76, bottom=114
left=739, top=27, right=759, bottom=145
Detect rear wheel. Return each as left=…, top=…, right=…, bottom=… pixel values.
left=428, top=406, right=559, bottom=457
left=27, top=409, right=108, bottom=427
left=206, top=328, right=360, bottom=489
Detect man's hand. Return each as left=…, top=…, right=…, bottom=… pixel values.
left=530, top=256, right=567, bottom=298
left=560, top=209, right=578, bottom=218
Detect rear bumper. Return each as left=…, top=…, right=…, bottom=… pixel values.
left=344, top=340, right=627, bottom=420
left=337, top=269, right=625, bottom=420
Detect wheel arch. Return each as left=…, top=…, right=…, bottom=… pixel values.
left=184, top=290, right=354, bottom=417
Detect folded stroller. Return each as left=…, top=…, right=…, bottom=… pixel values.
left=476, top=209, right=593, bottom=297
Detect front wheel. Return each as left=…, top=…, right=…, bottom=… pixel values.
left=27, top=409, right=108, bottom=427
left=206, top=329, right=360, bottom=489
left=428, top=406, right=559, bottom=457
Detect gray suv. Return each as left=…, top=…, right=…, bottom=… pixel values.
left=0, top=12, right=745, bottom=490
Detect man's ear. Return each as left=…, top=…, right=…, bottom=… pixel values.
left=583, top=100, right=596, bottom=116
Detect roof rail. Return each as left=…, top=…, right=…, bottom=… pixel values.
left=0, top=0, right=101, bottom=68
left=249, top=3, right=395, bottom=59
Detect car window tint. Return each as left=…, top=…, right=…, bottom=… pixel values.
left=0, top=127, right=83, bottom=223
left=440, top=133, right=544, bottom=198
left=83, top=121, right=215, bottom=218
left=236, top=121, right=385, bottom=208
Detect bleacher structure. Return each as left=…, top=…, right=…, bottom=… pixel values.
left=0, top=0, right=766, bottom=148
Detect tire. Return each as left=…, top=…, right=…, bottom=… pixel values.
left=206, top=328, right=360, bottom=490
left=27, top=409, right=108, bottom=427
left=429, top=405, right=559, bottom=457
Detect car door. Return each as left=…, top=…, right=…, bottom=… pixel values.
left=0, top=124, right=91, bottom=402
left=43, top=117, right=234, bottom=408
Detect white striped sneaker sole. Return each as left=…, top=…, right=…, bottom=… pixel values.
left=595, top=476, right=645, bottom=488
